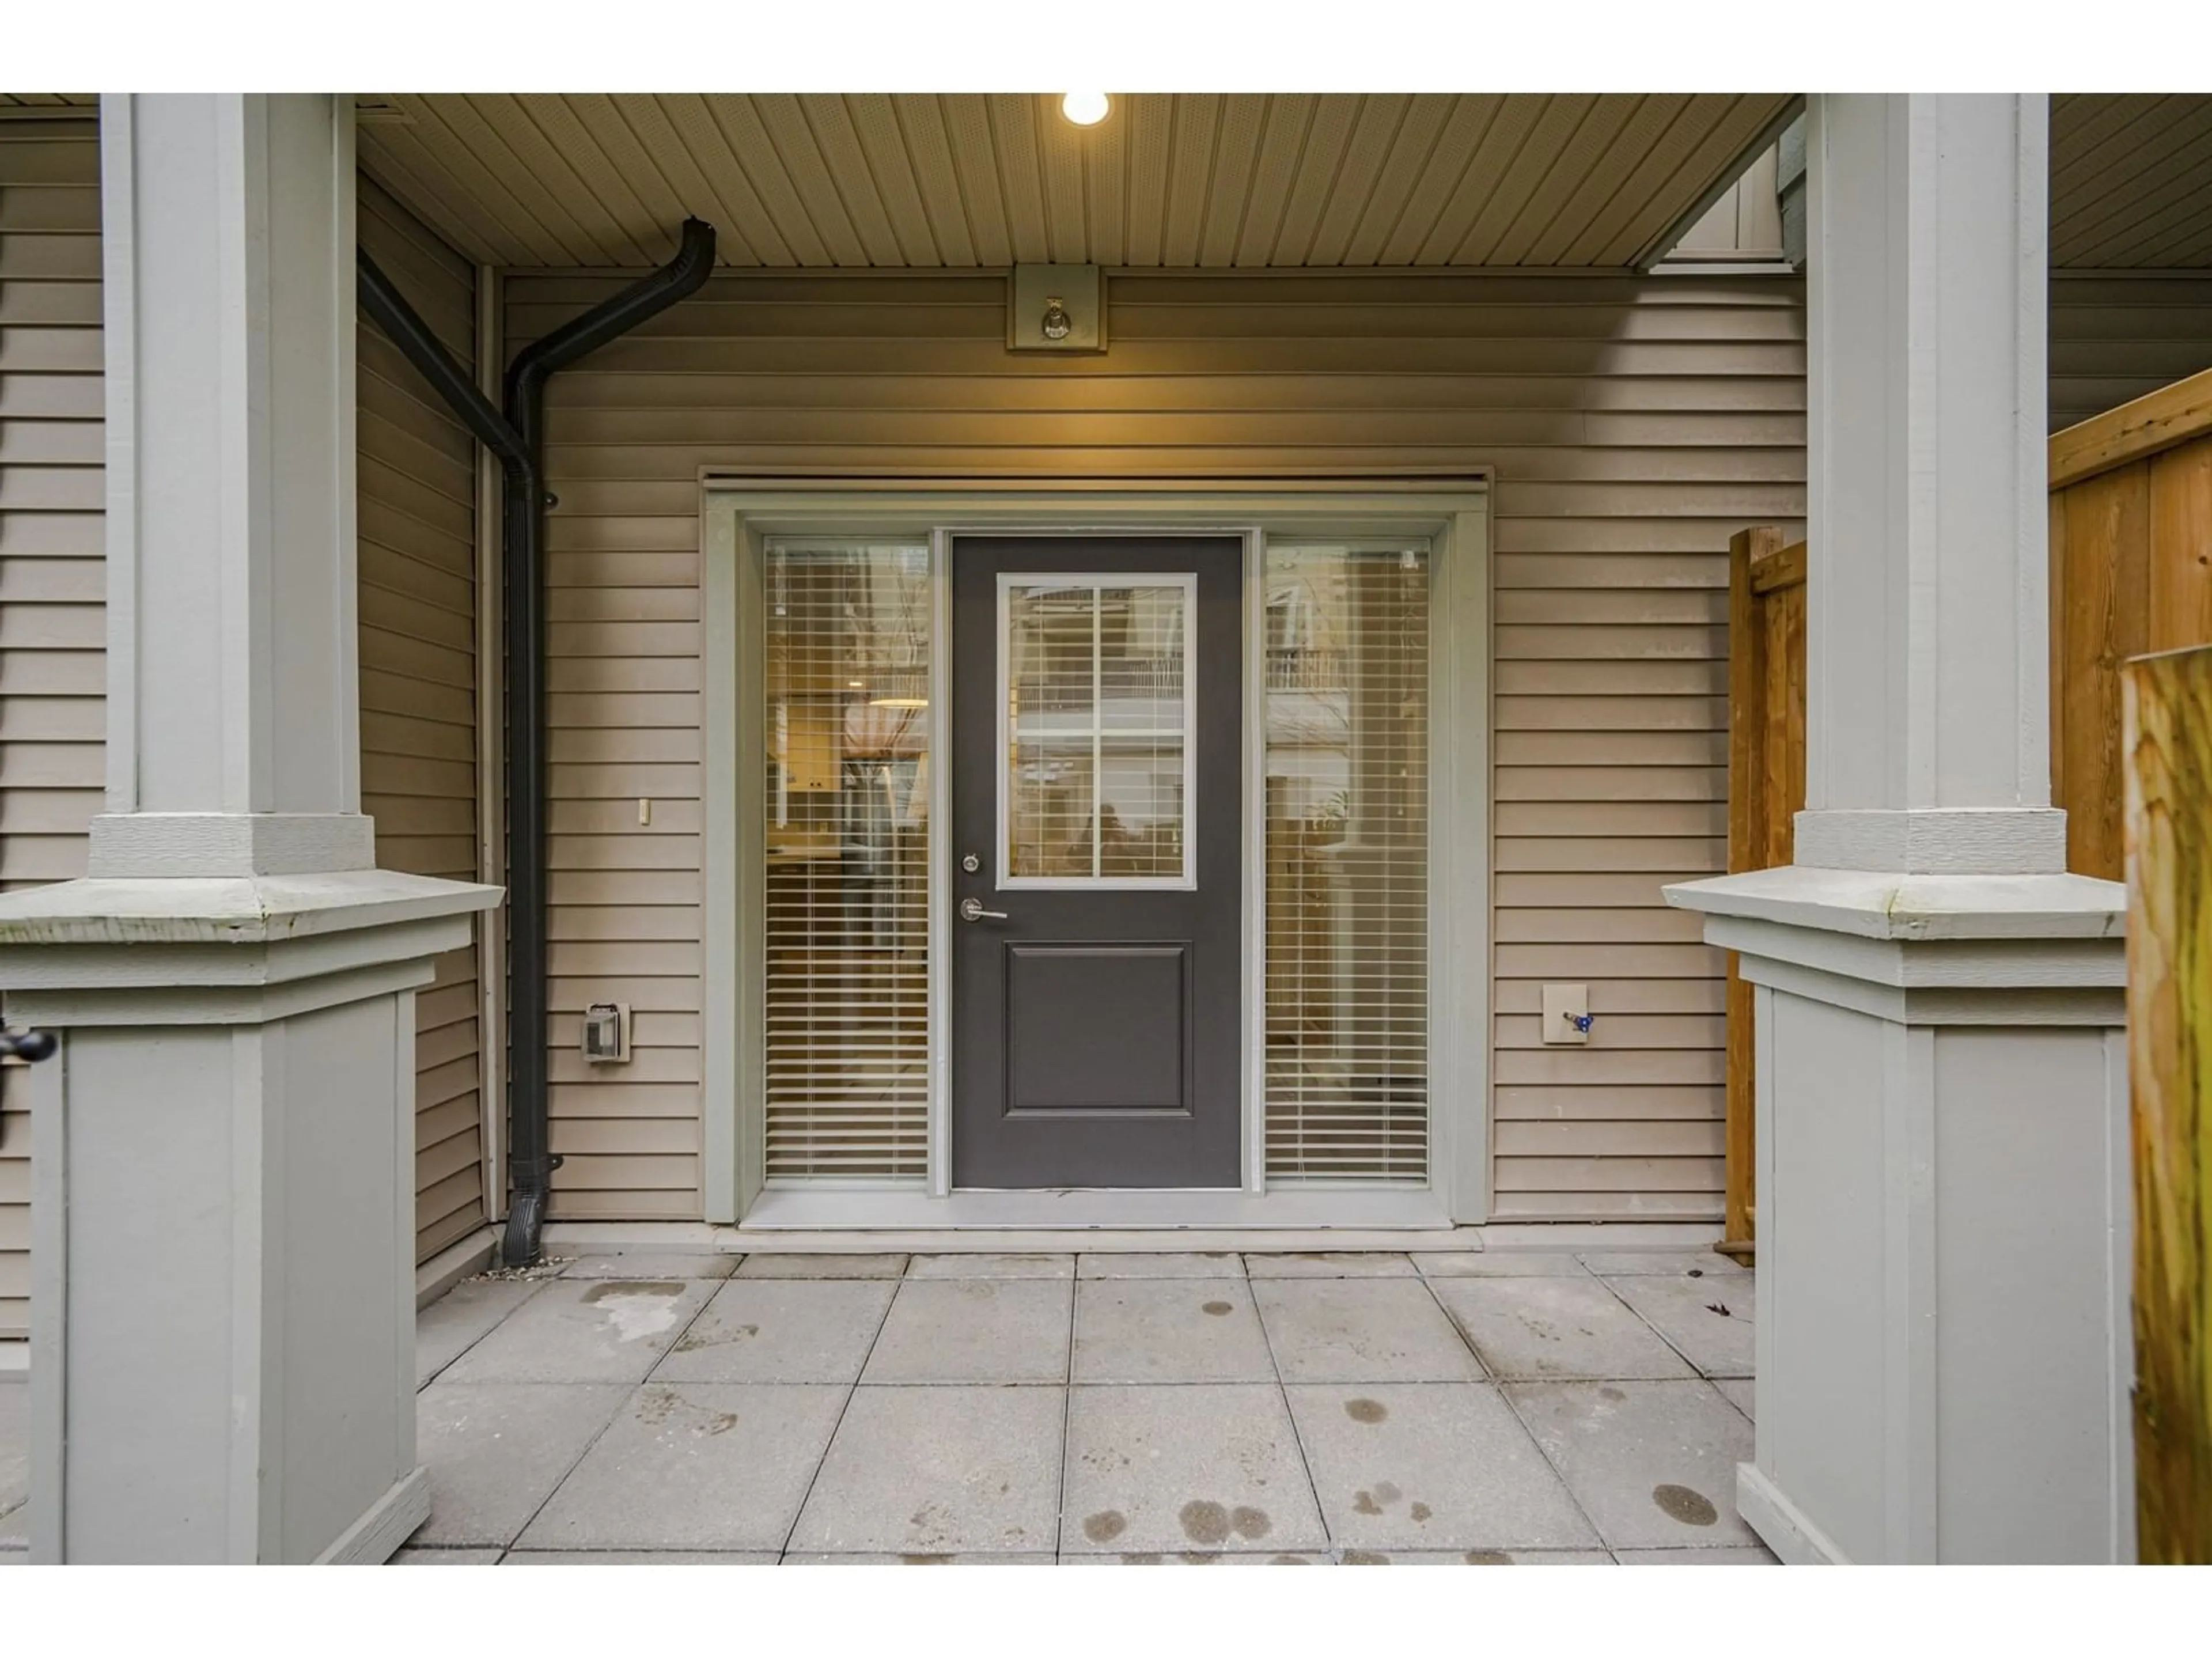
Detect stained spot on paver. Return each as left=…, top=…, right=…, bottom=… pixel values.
left=1343, top=1550, right=1391, bottom=1564
left=1706, top=1302, right=1733, bottom=1317
left=899, top=1554, right=952, bottom=1565
left=1600, top=1386, right=1626, bottom=1402
left=1410, top=1502, right=1432, bottom=1524
left=1374, top=1480, right=1401, bottom=1505
left=582, top=1281, right=683, bottom=1301
left=1353, top=1490, right=1382, bottom=1516
left=674, top=1321, right=756, bottom=1353
left=580, top=1282, right=687, bottom=1343
left=1465, top=1550, right=1513, bottom=1565
left=702, top=1412, right=737, bottom=1435
left=1179, top=1551, right=1222, bottom=1564
left=1653, top=1484, right=1719, bottom=1527
left=1180, top=1499, right=1232, bottom=1545
left=1083, top=1510, right=1128, bottom=1543
left=1270, top=1554, right=1311, bottom=1565
left=1230, top=1505, right=1271, bottom=1540
left=1344, top=1397, right=1388, bottom=1423
left=1687, top=1268, right=1705, bottom=1278
left=1200, top=1301, right=1233, bottom=1316
left=1120, top=1552, right=1162, bottom=1564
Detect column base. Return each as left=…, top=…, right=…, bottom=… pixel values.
left=315, top=1465, right=431, bottom=1566
left=1669, top=862, right=2131, bottom=1564
left=1737, top=1460, right=1851, bottom=1565
left=0, top=868, right=499, bottom=1564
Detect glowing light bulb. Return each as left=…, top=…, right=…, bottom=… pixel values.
left=1062, top=92, right=1110, bottom=127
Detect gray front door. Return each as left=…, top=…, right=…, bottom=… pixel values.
left=949, top=536, right=1244, bottom=1188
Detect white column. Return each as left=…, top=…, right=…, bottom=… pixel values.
left=0, top=95, right=498, bottom=1563
left=1669, top=95, right=2131, bottom=1564
left=1797, top=93, right=2065, bottom=874
left=96, top=93, right=370, bottom=876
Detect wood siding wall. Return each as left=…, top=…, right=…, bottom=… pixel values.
left=357, top=178, right=490, bottom=1262
left=0, top=118, right=101, bottom=1339
left=510, top=266, right=1808, bottom=1224
left=2052, top=275, right=2212, bottom=432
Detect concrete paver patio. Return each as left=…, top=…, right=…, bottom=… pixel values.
left=390, top=1245, right=1768, bottom=1566
left=0, top=1245, right=1765, bottom=1565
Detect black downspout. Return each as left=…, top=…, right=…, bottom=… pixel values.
left=498, top=218, right=716, bottom=1266
left=357, top=218, right=717, bottom=1268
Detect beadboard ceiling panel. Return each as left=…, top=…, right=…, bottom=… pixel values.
left=2051, top=94, right=2212, bottom=268
left=356, top=93, right=1796, bottom=270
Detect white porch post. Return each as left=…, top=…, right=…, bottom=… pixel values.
left=0, top=94, right=498, bottom=1563
left=1668, top=94, right=2133, bottom=1564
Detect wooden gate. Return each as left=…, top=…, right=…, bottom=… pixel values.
left=2051, top=365, right=2212, bottom=879
left=2125, top=642, right=2212, bottom=1563
left=1721, top=525, right=1806, bottom=1259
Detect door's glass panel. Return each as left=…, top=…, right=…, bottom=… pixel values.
left=1262, top=543, right=1430, bottom=1184
left=1003, top=578, right=1191, bottom=885
left=762, top=540, right=932, bottom=1183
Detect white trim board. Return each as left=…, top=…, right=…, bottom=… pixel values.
left=700, top=482, right=1493, bottom=1230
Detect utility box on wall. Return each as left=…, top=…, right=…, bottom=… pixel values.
left=1007, top=264, right=1105, bottom=353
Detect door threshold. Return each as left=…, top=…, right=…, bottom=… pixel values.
left=739, top=1187, right=1453, bottom=1233
left=535, top=1214, right=1729, bottom=1255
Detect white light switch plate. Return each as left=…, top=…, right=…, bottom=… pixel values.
left=1541, top=983, right=1590, bottom=1045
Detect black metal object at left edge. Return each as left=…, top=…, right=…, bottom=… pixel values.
left=355, top=219, right=718, bottom=1268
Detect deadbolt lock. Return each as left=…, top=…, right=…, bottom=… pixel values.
left=961, top=853, right=981, bottom=873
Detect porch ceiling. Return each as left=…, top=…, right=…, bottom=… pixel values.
left=351, top=93, right=1795, bottom=271
left=2051, top=94, right=2212, bottom=267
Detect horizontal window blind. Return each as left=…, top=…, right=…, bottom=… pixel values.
left=1263, top=543, right=1431, bottom=1184
left=763, top=541, right=933, bottom=1181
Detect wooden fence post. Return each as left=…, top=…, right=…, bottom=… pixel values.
left=2124, top=642, right=2212, bottom=1563
left=1722, top=526, right=1801, bottom=1262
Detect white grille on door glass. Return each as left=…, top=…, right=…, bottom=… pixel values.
left=1263, top=543, right=1430, bottom=1184
left=763, top=541, right=932, bottom=1182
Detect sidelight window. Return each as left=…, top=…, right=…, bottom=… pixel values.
left=1260, top=541, right=1431, bottom=1184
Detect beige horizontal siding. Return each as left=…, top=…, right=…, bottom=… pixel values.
left=0, top=116, right=101, bottom=1339
left=511, top=265, right=1809, bottom=1225
left=2050, top=275, right=2212, bottom=431
left=357, top=177, right=488, bottom=1263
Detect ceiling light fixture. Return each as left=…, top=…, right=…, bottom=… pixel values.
left=867, top=668, right=929, bottom=710
left=1061, top=92, right=1111, bottom=127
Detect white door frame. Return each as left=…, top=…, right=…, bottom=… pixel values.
left=700, top=481, right=1491, bottom=1231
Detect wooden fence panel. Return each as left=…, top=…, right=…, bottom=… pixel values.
left=2123, top=642, right=2212, bottom=1563
left=2051, top=367, right=2212, bottom=880
left=1722, top=526, right=1805, bottom=1258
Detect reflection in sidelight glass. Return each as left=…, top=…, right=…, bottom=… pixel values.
left=1262, top=542, right=1430, bottom=1184
left=1002, top=578, right=1191, bottom=885
left=762, top=540, right=932, bottom=1181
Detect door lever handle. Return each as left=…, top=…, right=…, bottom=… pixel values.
left=959, top=897, right=1009, bottom=923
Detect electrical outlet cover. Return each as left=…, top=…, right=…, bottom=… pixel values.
left=1540, top=983, right=1590, bottom=1045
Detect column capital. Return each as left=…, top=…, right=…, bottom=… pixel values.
left=0, top=868, right=501, bottom=1026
